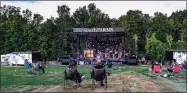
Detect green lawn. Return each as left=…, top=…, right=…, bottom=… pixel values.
left=1, top=66, right=148, bottom=86
left=1, top=65, right=186, bottom=92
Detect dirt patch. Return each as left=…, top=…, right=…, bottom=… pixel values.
left=6, top=85, right=32, bottom=92
left=31, top=85, right=55, bottom=92
left=48, top=78, right=55, bottom=81
left=47, top=72, right=57, bottom=74
left=32, top=71, right=162, bottom=92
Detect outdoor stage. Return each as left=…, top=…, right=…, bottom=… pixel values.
left=73, top=28, right=128, bottom=64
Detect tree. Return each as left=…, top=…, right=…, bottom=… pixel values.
left=73, top=3, right=111, bottom=28
left=170, top=10, right=187, bottom=24
left=1, top=5, right=25, bottom=53
left=145, top=33, right=167, bottom=60
left=169, top=10, right=187, bottom=41
left=0, top=3, right=186, bottom=61
left=118, top=10, right=150, bottom=53
left=55, top=5, right=73, bottom=57
left=38, top=17, right=56, bottom=60
left=182, top=19, right=187, bottom=42
left=151, top=12, right=169, bottom=42
left=166, top=34, right=173, bottom=49
left=133, top=34, right=138, bottom=54
left=172, top=40, right=186, bottom=50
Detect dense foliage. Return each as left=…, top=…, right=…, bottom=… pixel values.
left=0, top=3, right=187, bottom=60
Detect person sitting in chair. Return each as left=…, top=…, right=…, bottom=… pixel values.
left=149, top=61, right=162, bottom=75
left=91, top=62, right=106, bottom=86
left=167, top=59, right=181, bottom=74
left=64, top=61, right=84, bottom=85
left=33, top=60, right=39, bottom=70
left=38, top=62, right=45, bottom=74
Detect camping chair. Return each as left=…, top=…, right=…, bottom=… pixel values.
left=91, top=67, right=108, bottom=90
left=32, top=63, right=43, bottom=74
left=151, top=64, right=162, bottom=76
left=173, top=65, right=181, bottom=73
left=171, top=64, right=181, bottom=76
left=33, top=63, right=39, bottom=70
left=64, top=66, right=79, bottom=89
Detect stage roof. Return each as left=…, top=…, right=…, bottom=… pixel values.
left=73, top=28, right=126, bottom=33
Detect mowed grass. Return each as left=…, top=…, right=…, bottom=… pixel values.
left=1, top=65, right=186, bottom=92
left=1, top=66, right=148, bottom=86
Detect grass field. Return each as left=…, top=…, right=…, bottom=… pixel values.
left=1, top=65, right=187, bottom=92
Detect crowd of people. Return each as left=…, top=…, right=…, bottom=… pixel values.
left=24, top=59, right=45, bottom=74
left=23, top=55, right=186, bottom=87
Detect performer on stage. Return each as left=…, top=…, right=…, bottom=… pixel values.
left=109, top=46, right=113, bottom=59
left=115, top=45, right=118, bottom=58
left=128, top=51, right=131, bottom=56
left=112, top=50, right=115, bottom=59
left=117, top=44, right=122, bottom=58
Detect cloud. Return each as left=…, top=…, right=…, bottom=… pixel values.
left=1, top=1, right=186, bottom=21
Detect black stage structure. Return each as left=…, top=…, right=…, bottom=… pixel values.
left=73, top=28, right=127, bottom=59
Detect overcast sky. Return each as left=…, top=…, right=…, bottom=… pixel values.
left=1, top=1, right=186, bottom=21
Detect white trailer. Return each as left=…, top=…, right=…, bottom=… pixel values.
left=1, top=52, right=41, bottom=66
left=1, top=54, right=10, bottom=66
left=173, top=51, right=187, bottom=64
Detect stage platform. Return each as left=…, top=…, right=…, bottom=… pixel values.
left=73, top=58, right=126, bottom=65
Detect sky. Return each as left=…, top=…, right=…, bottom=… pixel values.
left=1, top=1, right=186, bottom=21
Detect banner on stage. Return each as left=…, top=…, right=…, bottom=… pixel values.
left=73, top=28, right=125, bottom=33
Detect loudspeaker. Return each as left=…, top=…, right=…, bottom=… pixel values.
left=63, top=39, right=67, bottom=47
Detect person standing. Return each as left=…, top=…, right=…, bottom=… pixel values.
left=107, top=59, right=113, bottom=75
left=141, top=56, right=146, bottom=64
left=115, top=45, right=118, bottom=58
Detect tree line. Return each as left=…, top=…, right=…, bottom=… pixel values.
left=0, top=3, right=187, bottom=61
